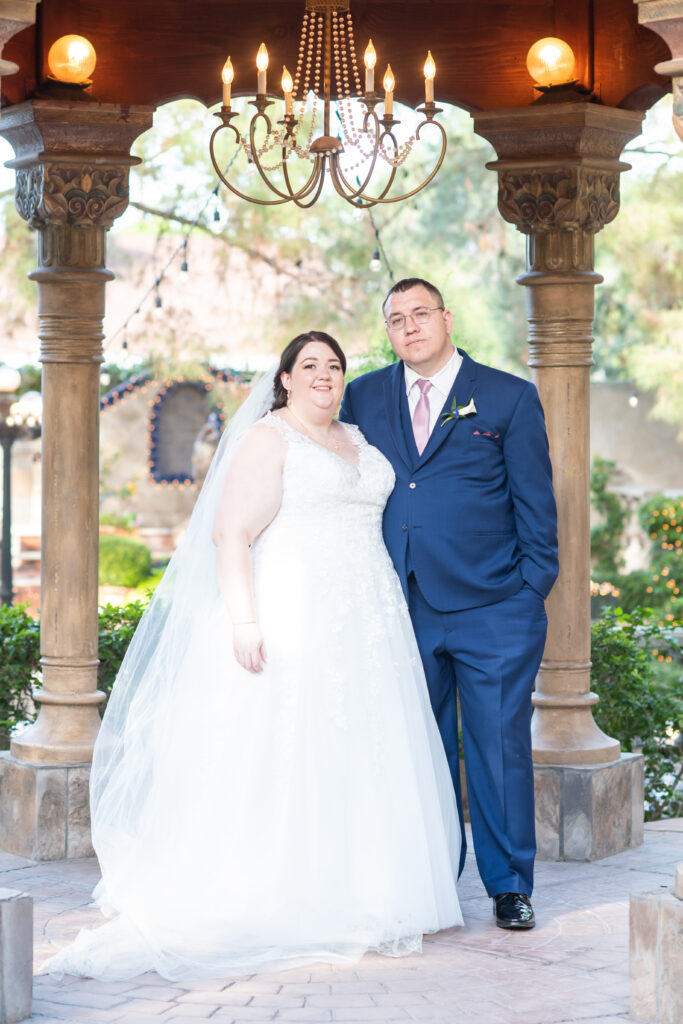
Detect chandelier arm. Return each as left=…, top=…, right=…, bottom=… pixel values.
left=331, top=109, right=384, bottom=201
left=281, top=149, right=325, bottom=201
left=333, top=154, right=397, bottom=203
left=346, top=120, right=448, bottom=205
left=290, top=161, right=328, bottom=209
left=209, top=120, right=241, bottom=181
left=209, top=120, right=299, bottom=205
left=334, top=128, right=399, bottom=202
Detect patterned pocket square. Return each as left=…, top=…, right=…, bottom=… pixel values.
left=473, top=429, right=501, bottom=440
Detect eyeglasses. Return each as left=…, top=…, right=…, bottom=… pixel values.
left=385, top=306, right=444, bottom=332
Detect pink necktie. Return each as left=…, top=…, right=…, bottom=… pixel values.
left=412, top=378, right=433, bottom=455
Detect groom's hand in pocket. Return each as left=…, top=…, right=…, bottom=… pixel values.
left=233, top=623, right=268, bottom=674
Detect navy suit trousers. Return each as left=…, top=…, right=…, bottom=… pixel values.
left=407, top=574, right=547, bottom=897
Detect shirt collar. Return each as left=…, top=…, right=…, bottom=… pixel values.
left=404, top=346, right=461, bottom=398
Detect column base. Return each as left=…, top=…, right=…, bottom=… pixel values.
left=630, top=885, right=683, bottom=1024
left=0, top=889, right=32, bottom=1024
left=0, top=752, right=94, bottom=861
left=534, top=752, right=643, bottom=860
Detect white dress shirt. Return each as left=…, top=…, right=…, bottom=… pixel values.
left=405, top=347, right=463, bottom=437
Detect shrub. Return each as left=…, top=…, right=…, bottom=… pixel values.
left=0, top=604, right=40, bottom=748
left=97, top=600, right=148, bottom=706
left=0, top=599, right=150, bottom=740
left=99, top=535, right=152, bottom=588
left=591, top=607, right=683, bottom=819
left=590, top=456, right=628, bottom=579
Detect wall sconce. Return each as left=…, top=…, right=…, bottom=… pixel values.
left=526, top=37, right=591, bottom=103
left=47, top=34, right=97, bottom=87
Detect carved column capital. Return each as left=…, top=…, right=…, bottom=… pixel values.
left=497, top=167, right=622, bottom=236
left=1, top=100, right=154, bottom=273
left=16, top=163, right=132, bottom=232
left=636, top=0, right=683, bottom=140
left=472, top=104, right=643, bottom=272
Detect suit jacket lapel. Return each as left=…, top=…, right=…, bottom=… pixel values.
left=419, top=350, right=479, bottom=465
left=384, top=361, right=416, bottom=470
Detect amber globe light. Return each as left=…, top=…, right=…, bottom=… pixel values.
left=47, top=34, right=97, bottom=84
left=526, top=37, right=575, bottom=88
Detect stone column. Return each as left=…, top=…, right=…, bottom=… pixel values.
left=473, top=103, right=645, bottom=859
left=0, top=97, right=153, bottom=859
left=0, top=2, right=39, bottom=84
left=631, top=9, right=683, bottom=1021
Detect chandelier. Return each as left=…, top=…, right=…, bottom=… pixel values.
left=209, top=0, right=446, bottom=208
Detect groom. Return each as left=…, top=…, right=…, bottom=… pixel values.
left=340, top=278, right=558, bottom=929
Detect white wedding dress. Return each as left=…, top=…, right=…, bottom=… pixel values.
left=45, top=413, right=462, bottom=981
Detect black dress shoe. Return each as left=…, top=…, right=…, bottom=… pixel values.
left=493, top=892, right=535, bottom=929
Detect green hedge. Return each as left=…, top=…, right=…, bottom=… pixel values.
left=0, top=604, right=40, bottom=747
left=591, top=607, right=683, bottom=820
left=0, top=599, right=149, bottom=748
left=99, top=534, right=152, bottom=588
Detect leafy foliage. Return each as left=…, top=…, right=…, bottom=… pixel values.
left=0, top=600, right=151, bottom=740
left=99, top=535, right=152, bottom=587
left=0, top=604, right=40, bottom=748
left=590, top=456, right=628, bottom=578
left=638, top=494, right=683, bottom=623
left=97, top=600, right=148, bottom=704
left=591, top=607, right=683, bottom=819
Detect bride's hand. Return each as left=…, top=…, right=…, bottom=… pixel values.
left=233, top=623, right=268, bottom=674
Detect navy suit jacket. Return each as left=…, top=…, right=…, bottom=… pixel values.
left=340, top=350, right=559, bottom=612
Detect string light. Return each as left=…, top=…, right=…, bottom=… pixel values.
left=105, top=154, right=240, bottom=355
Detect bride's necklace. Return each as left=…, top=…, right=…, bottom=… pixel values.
left=287, top=403, right=341, bottom=452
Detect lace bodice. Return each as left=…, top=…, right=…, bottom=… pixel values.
left=254, top=411, right=396, bottom=553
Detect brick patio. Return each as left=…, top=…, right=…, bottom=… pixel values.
left=3, top=820, right=682, bottom=1024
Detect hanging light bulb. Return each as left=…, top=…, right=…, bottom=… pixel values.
left=154, top=290, right=164, bottom=319
left=629, top=391, right=639, bottom=408
left=369, top=248, right=382, bottom=272
left=47, top=34, right=97, bottom=85
left=526, top=37, right=576, bottom=88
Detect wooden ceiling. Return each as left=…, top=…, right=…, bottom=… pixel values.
left=1, top=0, right=671, bottom=114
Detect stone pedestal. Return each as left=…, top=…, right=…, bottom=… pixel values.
left=0, top=752, right=93, bottom=860
left=534, top=752, right=644, bottom=860
left=631, top=876, right=683, bottom=1024
left=0, top=888, right=32, bottom=1024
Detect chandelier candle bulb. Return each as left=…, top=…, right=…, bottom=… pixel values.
left=221, top=56, right=234, bottom=108
left=424, top=51, right=435, bottom=103
left=383, top=64, right=394, bottom=118
left=282, top=65, right=294, bottom=115
left=256, top=42, right=268, bottom=94
left=364, top=39, right=376, bottom=93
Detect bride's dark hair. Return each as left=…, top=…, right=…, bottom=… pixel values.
left=271, top=331, right=347, bottom=410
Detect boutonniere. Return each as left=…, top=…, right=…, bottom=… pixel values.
left=441, top=396, right=477, bottom=425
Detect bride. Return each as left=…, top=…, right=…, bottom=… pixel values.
left=45, top=330, right=463, bottom=982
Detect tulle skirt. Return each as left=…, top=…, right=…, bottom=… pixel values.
left=44, top=527, right=462, bottom=981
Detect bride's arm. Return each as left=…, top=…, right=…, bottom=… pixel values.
left=212, top=423, right=285, bottom=673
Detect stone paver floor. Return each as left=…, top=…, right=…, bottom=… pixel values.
left=2, top=821, right=683, bottom=1024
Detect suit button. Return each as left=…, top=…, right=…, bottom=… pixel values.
left=401, top=524, right=408, bottom=531
left=409, top=482, right=416, bottom=489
